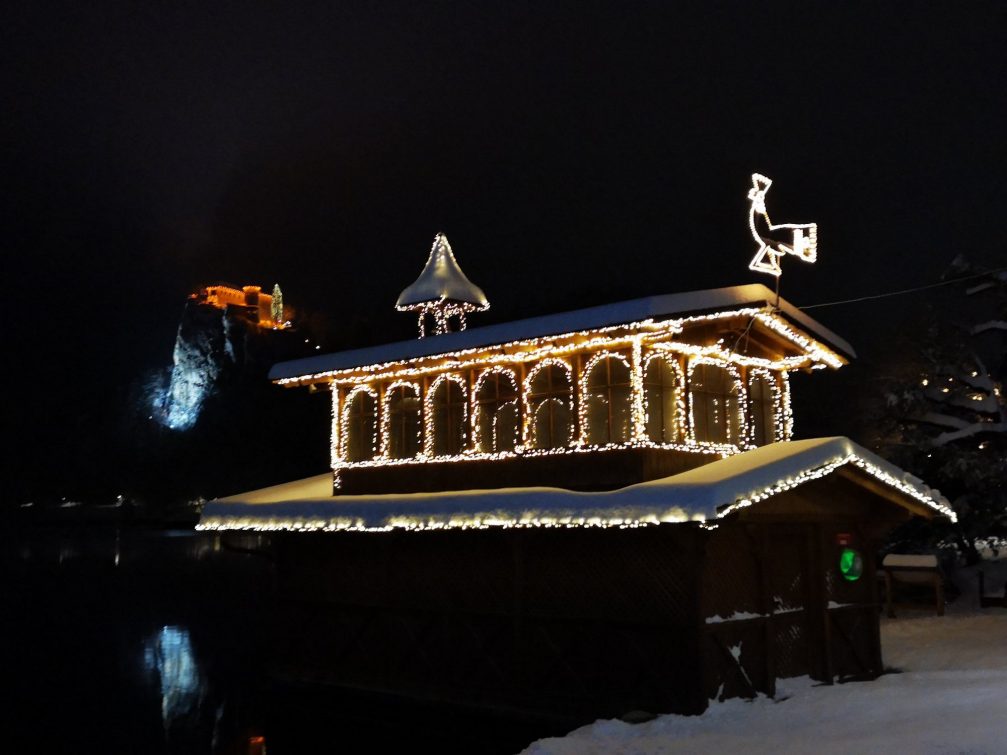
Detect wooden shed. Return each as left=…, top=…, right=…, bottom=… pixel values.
left=200, top=437, right=953, bottom=723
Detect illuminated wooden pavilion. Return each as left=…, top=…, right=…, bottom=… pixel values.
left=270, top=282, right=854, bottom=495
left=199, top=243, right=953, bottom=731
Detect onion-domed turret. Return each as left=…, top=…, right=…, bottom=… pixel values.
left=396, top=233, right=489, bottom=338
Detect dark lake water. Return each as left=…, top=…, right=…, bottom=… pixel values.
left=0, top=526, right=557, bottom=754
left=2, top=526, right=273, bottom=754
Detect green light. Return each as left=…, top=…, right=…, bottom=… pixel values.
left=839, top=548, right=863, bottom=581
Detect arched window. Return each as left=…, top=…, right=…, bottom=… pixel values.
left=386, top=384, right=422, bottom=459
left=644, top=356, right=681, bottom=443
left=430, top=377, right=467, bottom=456
left=475, top=371, right=519, bottom=453
left=527, top=362, right=573, bottom=450
left=748, top=373, right=776, bottom=446
left=690, top=363, right=741, bottom=444
left=585, top=355, right=632, bottom=445
left=345, top=389, right=377, bottom=462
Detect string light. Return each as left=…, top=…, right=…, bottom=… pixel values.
left=578, top=350, right=634, bottom=445
left=687, top=358, right=747, bottom=447
left=379, top=380, right=423, bottom=458
left=282, top=301, right=843, bottom=488
left=339, top=385, right=379, bottom=463
left=747, top=173, right=818, bottom=277
left=423, top=373, right=469, bottom=457
left=630, top=337, right=647, bottom=440
left=395, top=233, right=490, bottom=338
left=522, top=357, right=574, bottom=448
left=274, top=306, right=844, bottom=388
left=197, top=448, right=954, bottom=533
left=336, top=390, right=344, bottom=473
left=747, top=367, right=786, bottom=443
left=331, top=436, right=738, bottom=473
left=779, top=371, right=794, bottom=439
left=471, top=366, right=519, bottom=452
left=641, top=352, right=687, bottom=444
left=197, top=511, right=694, bottom=533
left=716, top=453, right=956, bottom=522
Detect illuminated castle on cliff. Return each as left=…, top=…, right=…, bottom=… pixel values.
left=156, top=282, right=290, bottom=430
left=189, top=283, right=288, bottom=329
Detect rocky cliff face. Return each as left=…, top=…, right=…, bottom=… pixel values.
left=157, top=302, right=300, bottom=431
left=163, top=303, right=234, bottom=429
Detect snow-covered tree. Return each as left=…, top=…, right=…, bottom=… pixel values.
left=271, top=283, right=284, bottom=326
left=867, top=261, right=1007, bottom=562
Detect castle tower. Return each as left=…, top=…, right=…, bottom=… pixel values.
left=396, top=233, right=489, bottom=338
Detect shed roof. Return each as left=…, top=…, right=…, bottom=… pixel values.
left=197, top=437, right=953, bottom=533
left=271, top=283, right=855, bottom=381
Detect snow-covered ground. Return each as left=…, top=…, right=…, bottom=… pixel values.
left=523, top=559, right=1007, bottom=755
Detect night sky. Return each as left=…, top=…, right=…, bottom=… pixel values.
left=4, top=2, right=1005, bottom=502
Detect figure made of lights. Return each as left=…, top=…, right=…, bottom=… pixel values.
left=747, top=173, right=817, bottom=277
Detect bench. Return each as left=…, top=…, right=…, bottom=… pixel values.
left=881, top=554, right=944, bottom=617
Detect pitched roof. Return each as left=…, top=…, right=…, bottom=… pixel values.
left=197, top=437, right=953, bottom=532
left=270, top=282, right=855, bottom=381
left=395, top=233, right=489, bottom=310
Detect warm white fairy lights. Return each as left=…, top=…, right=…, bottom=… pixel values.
left=331, top=436, right=737, bottom=475
left=471, top=366, right=519, bottom=452
left=747, top=173, right=818, bottom=277
left=747, top=367, right=785, bottom=444
left=687, top=357, right=748, bottom=447
left=642, top=352, right=687, bottom=444
left=198, top=447, right=954, bottom=533
left=779, top=371, right=794, bottom=440
left=630, top=337, right=646, bottom=441
left=197, top=510, right=695, bottom=534
left=334, top=390, right=346, bottom=473
left=754, top=312, right=844, bottom=370
left=274, top=306, right=843, bottom=388
left=522, top=357, right=574, bottom=448
left=716, top=453, right=956, bottom=523
left=280, top=305, right=842, bottom=481
left=379, top=380, right=423, bottom=459
left=395, top=233, right=490, bottom=338
left=579, top=350, right=634, bottom=445
left=423, top=373, right=469, bottom=457
left=340, top=385, right=379, bottom=463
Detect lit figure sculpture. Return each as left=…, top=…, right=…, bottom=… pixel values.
left=747, top=173, right=817, bottom=277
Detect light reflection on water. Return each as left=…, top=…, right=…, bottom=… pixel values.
left=16, top=529, right=232, bottom=568
left=3, top=527, right=272, bottom=754
left=143, top=626, right=206, bottom=731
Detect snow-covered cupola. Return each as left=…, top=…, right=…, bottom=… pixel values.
left=396, top=233, right=489, bottom=338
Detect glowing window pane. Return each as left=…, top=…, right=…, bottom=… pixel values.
left=534, top=397, right=571, bottom=449
left=692, top=364, right=739, bottom=444
left=476, top=372, right=519, bottom=453
left=493, top=401, right=519, bottom=453
left=387, top=386, right=421, bottom=459
left=432, top=379, right=466, bottom=456
left=586, top=356, right=632, bottom=445
left=645, top=357, right=680, bottom=443
left=346, top=391, right=377, bottom=462
left=529, top=365, right=573, bottom=450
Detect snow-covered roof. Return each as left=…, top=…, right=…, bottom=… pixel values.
left=271, top=283, right=855, bottom=381
left=197, top=437, right=953, bottom=533
left=395, top=233, right=489, bottom=310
